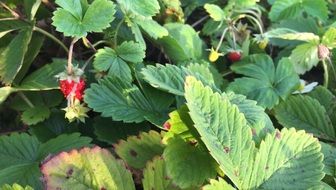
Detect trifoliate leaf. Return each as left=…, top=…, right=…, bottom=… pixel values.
left=93, top=47, right=132, bottom=82
left=228, top=54, right=300, bottom=109
left=114, top=131, right=165, bottom=169
left=52, top=0, right=116, bottom=37
left=204, top=4, right=225, bottom=21
left=274, top=95, right=335, bottom=141
left=41, top=146, right=135, bottom=190
left=163, top=137, right=217, bottom=189
left=21, top=105, right=51, bottom=125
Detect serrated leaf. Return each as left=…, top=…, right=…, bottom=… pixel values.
left=202, top=178, right=235, bottom=190
left=93, top=47, right=132, bottom=82
left=185, top=77, right=324, bottom=189
left=17, top=59, right=66, bottom=91
left=290, top=41, right=319, bottom=74
left=320, top=142, right=336, bottom=176
left=163, top=137, right=216, bottom=189
left=84, top=76, right=169, bottom=125
left=0, top=28, right=33, bottom=84
left=41, top=146, right=135, bottom=190
left=204, top=4, right=225, bottom=21
left=21, top=105, right=51, bottom=125
left=142, top=157, right=178, bottom=190
left=52, top=0, right=116, bottom=37
left=322, top=27, right=336, bottom=49
left=135, top=18, right=168, bottom=39
left=0, top=183, right=33, bottom=190
left=185, top=77, right=255, bottom=188
left=115, top=131, right=165, bottom=169
left=116, top=41, right=146, bottom=63
left=158, top=23, right=204, bottom=63
left=117, top=0, right=160, bottom=18
left=228, top=55, right=300, bottom=109
left=274, top=95, right=336, bottom=141
left=0, top=133, right=91, bottom=189
left=141, top=64, right=218, bottom=96
left=269, top=0, right=328, bottom=22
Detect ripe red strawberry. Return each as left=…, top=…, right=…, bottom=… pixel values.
left=59, top=79, right=85, bottom=101
left=228, top=51, right=242, bottom=62
left=163, top=121, right=171, bottom=130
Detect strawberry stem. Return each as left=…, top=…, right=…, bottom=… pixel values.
left=33, top=26, right=69, bottom=53
left=216, top=27, right=229, bottom=52
left=67, top=38, right=79, bottom=74
left=18, top=92, right=34, bottom=108
left=322, top=59, right=329, bottom=87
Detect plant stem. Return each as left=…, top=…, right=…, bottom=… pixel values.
left=67, top=38, right=78, bottom=74
left=322, top=59, right=329, bottom=87
left=191, top=15, right=209, bottom=28
left=216, top=27, right=229, bottom=52
left=0, top=2, right=20, bottom=18
left=33, top=26, right=69, bottom=53
left=18, top=92, right=34, bottom=108
left=243, top=14, right=264, bottom=34
left=114, top=18, right=125, bottom=47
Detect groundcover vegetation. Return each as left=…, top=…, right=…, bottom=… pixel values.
left=0, top=0, right=336, bottom=189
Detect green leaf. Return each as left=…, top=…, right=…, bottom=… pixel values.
left=185, top=77, right=255, bottom=188
left=52, top=0, right=116, bottom=37
left=0, top=183, right=33, bottom=190
left=273, top=32, right=320, bottom=42
left=24, top=0, right=42, bottom=20
left=134, top=18, right=168, bottom=39
left=84, top=76, right=169, bottom=124
left=41, top=146, right=135, bottom=190
left=0, top=87, right=15, bottom=105
left=158, top=23, right=204, bottom=63
left=116, top=41, right=146, bottom=63
left=274, top=95, right=336, bottom=141
left=142, top=157, right=178, bottom=190
left=93, top=47, right=132, bottom=82
left=0, top=28, right=33, bottom=84
left=93, top=117, right=150, bottom=144
left=290, top=41, right=319, bottom=74
left=115, top=131, right=165, bottom=169
left=0, top=19, right=31, bottom=38
left=21, top=105, right=51, bottom=125
left=141, top=64, right=218, bottom=96
left=269, top=0, right=328, bottom=22
left=320, top=142, right=336, bottom=176
left=163, top=137, right=216, bottom=189
left=184, top=77, right=324, bottom=189
left=0, top=133, right=91, bottom=189
left=13, top=33, right=45, bottom=84
left=204, top=4, right=225, bottom=21
left=17, top=59, right=66, bottom=91
left=322, top=27, right=336, bottom=49
left=202, top=178, right=235, bottom=190
left=117, top=0, right=160, bottom=18
left=228, top=54, right=300, bottom=109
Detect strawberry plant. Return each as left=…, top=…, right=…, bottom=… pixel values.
left=0, top=0, right=336, bottom=189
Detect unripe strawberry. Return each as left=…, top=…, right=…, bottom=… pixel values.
left=228, top=51, right=241, bottom=62
left=163, top=121, right=171, bottom=130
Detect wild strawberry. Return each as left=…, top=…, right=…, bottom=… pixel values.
left=59, top=79, right=85, bottom=101
left=228, top=51, right=242, bottom=62
left=163, top=121, right=171, bottom=130
left=208, top=48, right=223, bottom=63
